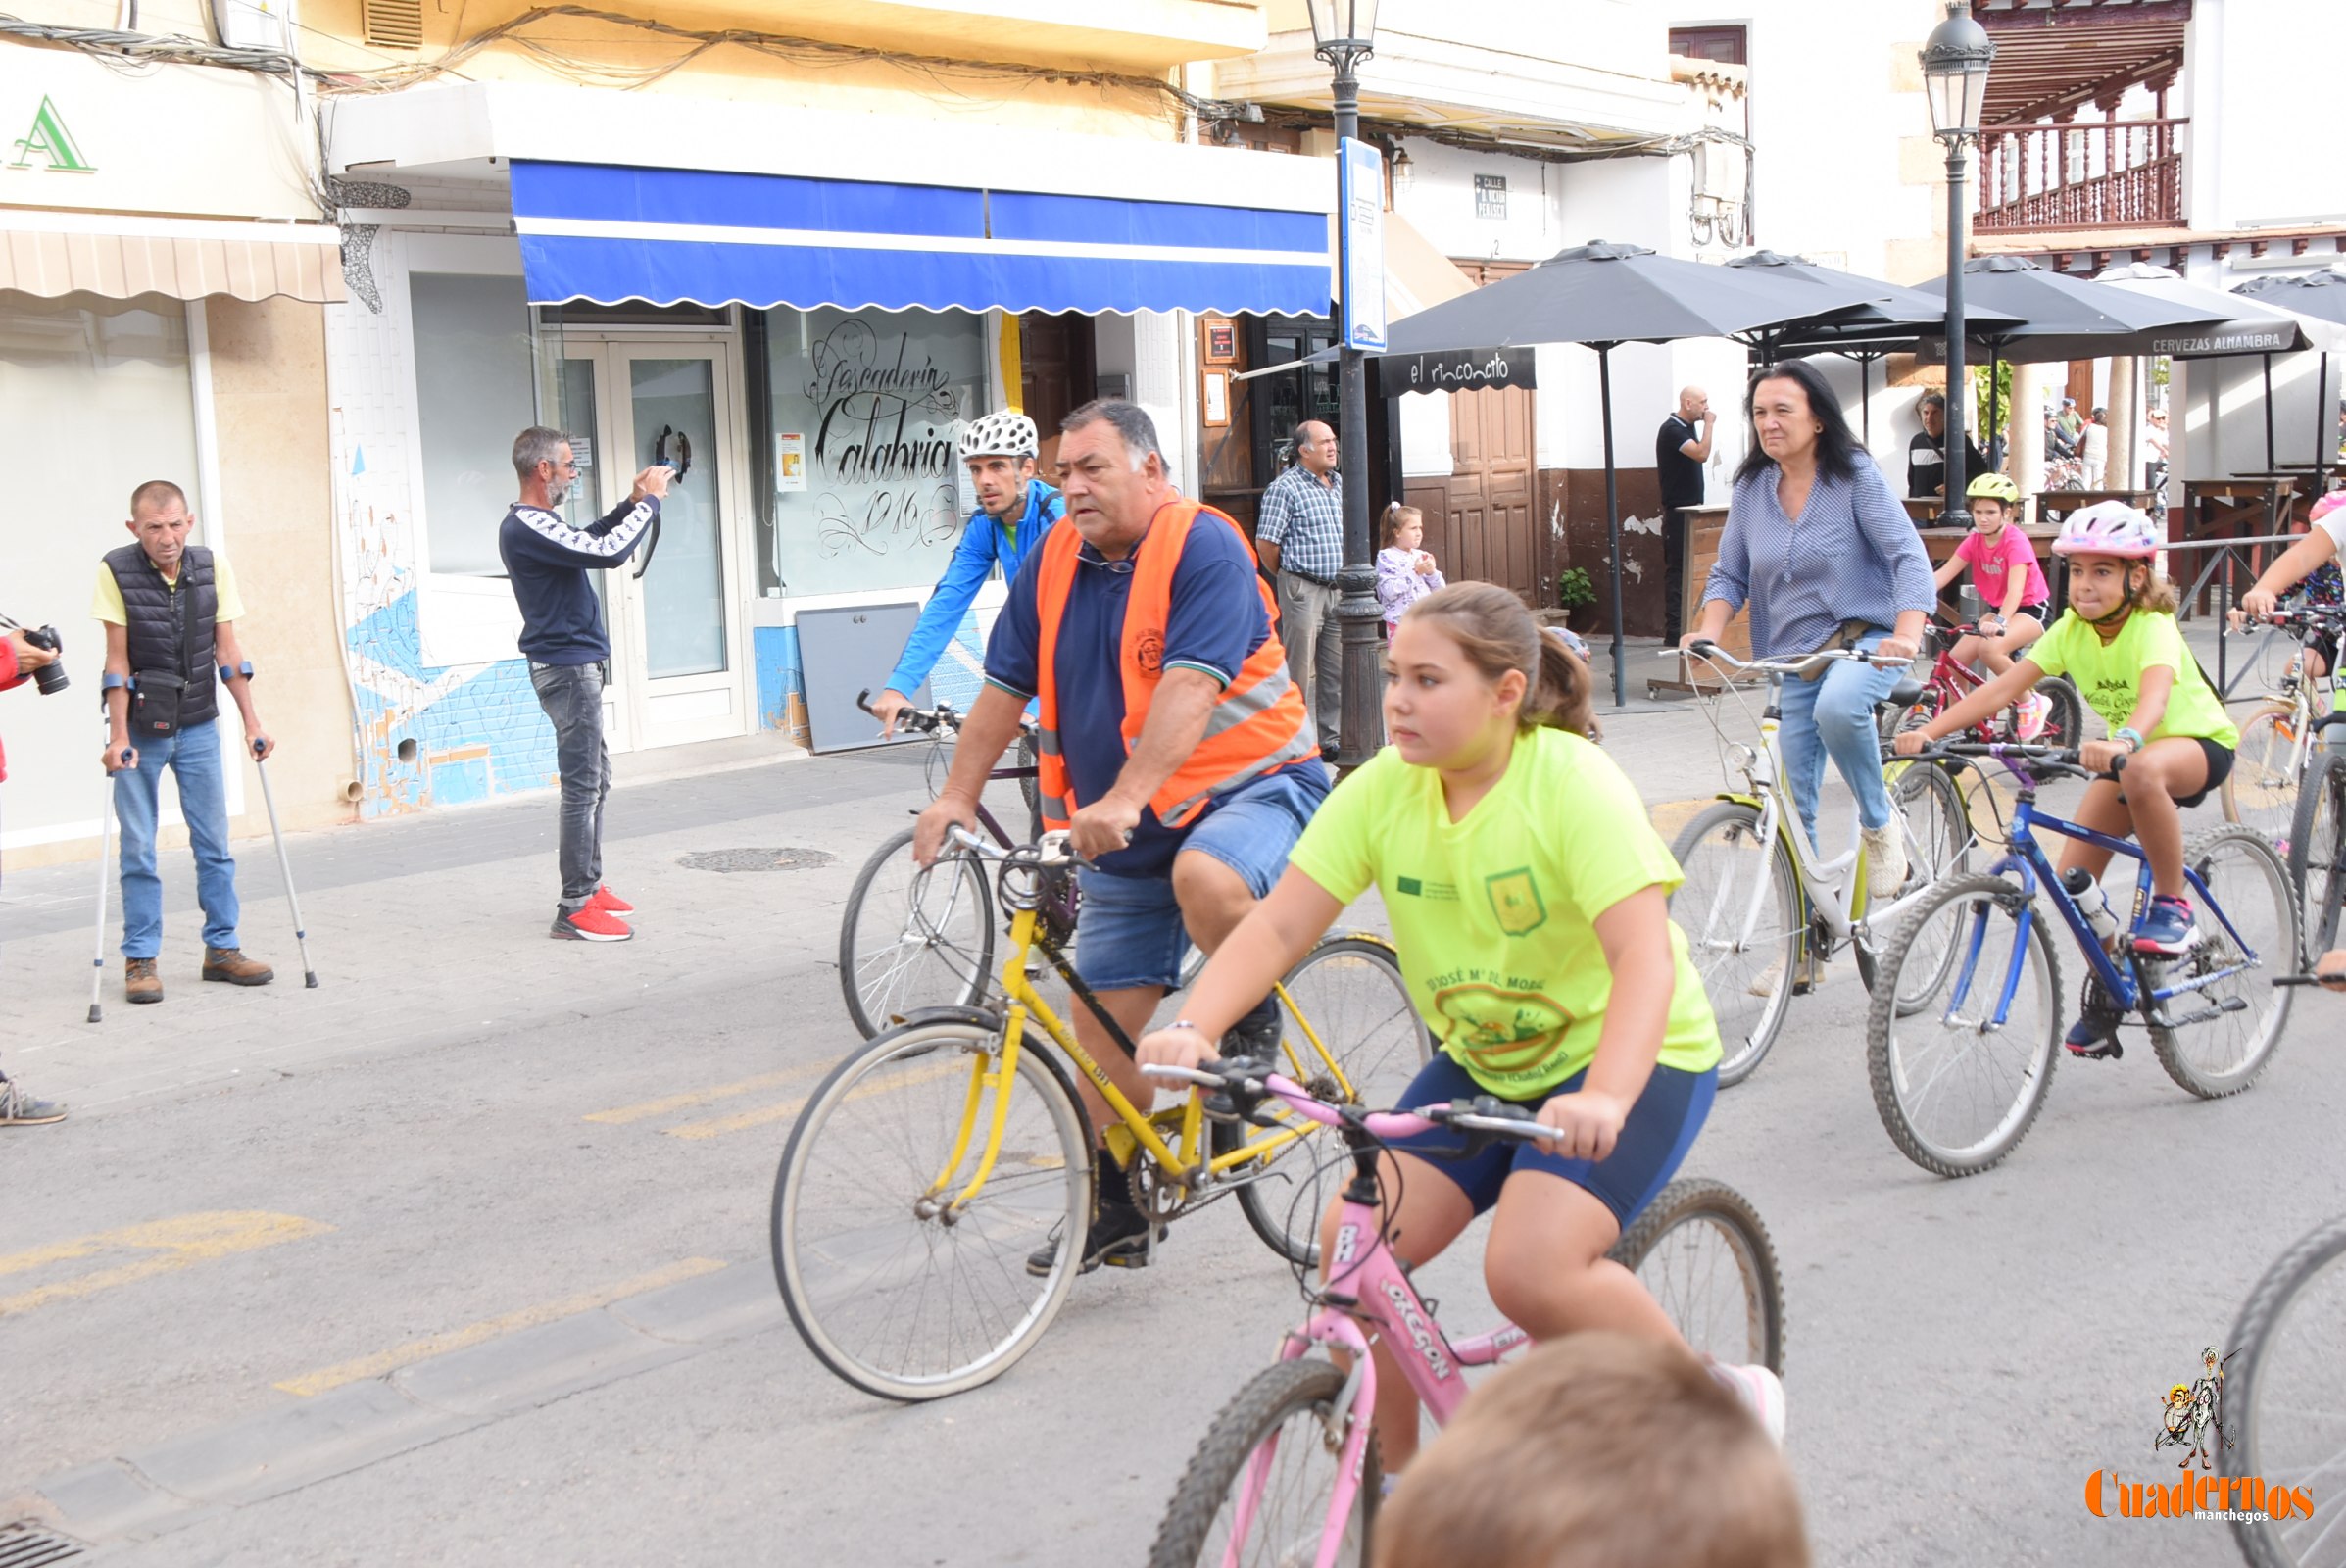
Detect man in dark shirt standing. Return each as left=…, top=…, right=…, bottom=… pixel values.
left=498, top=425, right=670, bottom=942
left=1906, top=392, right=1989, bottom=502
left=1654, top=386, right=1713, bottom=644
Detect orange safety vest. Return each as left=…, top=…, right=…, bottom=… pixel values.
left=1033, top=497, right=1315, bottom=831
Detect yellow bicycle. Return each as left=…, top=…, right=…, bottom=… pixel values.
left=770, top=830, right=1428, bottom=1401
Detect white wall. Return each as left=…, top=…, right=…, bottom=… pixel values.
left=2194, top=0, right=2346, bottom=232
left=1393, top=141, right=1567, bottom=266
left=1648, top=0, right=1942, bottom=279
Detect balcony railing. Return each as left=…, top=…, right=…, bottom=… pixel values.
left=1976, top=118, right=2186, bottom=232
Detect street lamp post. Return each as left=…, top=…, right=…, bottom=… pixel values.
left=1308, top=0, right=1382, bottom=769
left=1922, top=3, right=1995, bottom=528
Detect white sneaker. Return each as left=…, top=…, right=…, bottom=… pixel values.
left=1710, top=1361, right=1787, bottom=1446
left=1747, top=952, right=1826, bottom=998
left=1861, top=823, right=1908, bottom=898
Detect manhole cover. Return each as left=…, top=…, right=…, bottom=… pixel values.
left=677, top=848, right=836, bottom=874
left=0, top=1521, right=86, bottom=1564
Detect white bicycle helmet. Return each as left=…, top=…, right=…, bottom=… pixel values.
left=957, top=410, right=1040, bottom=462
left=2051, top=500, right=2162, bottom=559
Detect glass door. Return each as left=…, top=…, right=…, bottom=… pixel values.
left=560, top=340, right=749, bottom=751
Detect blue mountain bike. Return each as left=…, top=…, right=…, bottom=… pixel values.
left=1865, top=742, right=2297, bottom=1177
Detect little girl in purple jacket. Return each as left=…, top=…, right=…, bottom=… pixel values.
left=1375, top=504, right=1446, bottom=632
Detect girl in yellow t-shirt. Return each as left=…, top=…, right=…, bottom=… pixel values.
left=1138, top=583, right=1767, bottom=1473
left=1894, top=504, right=2237, bottom=1051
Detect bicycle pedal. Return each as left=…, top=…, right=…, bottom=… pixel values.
left=2066, top=1037, right=2124, bottom=1061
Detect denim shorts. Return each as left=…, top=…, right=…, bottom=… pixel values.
left=1071, top=764, right=1327, bottom=992
left=1383, top=1054, right=1718, bottom=1228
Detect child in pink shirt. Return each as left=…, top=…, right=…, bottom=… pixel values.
left=1931, top=474, right=2052, bottom=732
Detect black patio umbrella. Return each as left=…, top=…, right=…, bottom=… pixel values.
left=1898, top=257, right=2229, bottom=471
left=1345, top=240, right=1893, bottom=705
left=2097, top=264, right=2322, bottom=475
left=1728, top=251, right=2023, bottom=443
left=2234, top=270, right=2346, bottom=484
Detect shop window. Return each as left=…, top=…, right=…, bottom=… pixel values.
left=411, top=271, right=535, bottom=576
left=0, top=295, right=198, bottom=843
left=758, top=306, right=990, bottom=599
left=1249, top=315, right=1340, bottom=481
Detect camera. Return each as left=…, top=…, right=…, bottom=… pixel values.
left=2, top=616, right=69, bottom=695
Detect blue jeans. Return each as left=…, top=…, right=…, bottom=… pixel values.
left=529, top=661, right=610, bottom=909
left=113, top=718, right=239, bottom=958
left=1775, top=630, right=1900, bottom=846
left=1071, top=763, right=1328, bottom=992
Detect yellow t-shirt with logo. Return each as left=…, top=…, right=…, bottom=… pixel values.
left=2024, top=608, right=2238, bottom=750
left=91, top=552, right=247, bottom=627
left=1287, top=726, right=1722, bottom=1100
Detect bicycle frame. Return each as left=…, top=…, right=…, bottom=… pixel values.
left=1949, top=776, right=2267, bottom=1026
left=1700, top=674, right=1939, bottom=955
left=927, top=885, right=1379, bottom=1219
left=1209, top=1089, right=1532, bottom=1568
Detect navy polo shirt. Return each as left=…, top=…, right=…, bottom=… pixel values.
left=986, top=511, right=1287, bottom=876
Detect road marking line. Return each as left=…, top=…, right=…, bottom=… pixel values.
left=662, top=1057, right=966, bottom=1142
left=584, top=1064, right=827, bottom=1125
left=275, top=1256, right=729, bottom=1396
left=0, top=1211, right=332, bottom=1319
left=1650, top=798, right=1711, bottom=841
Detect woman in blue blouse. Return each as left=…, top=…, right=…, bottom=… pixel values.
left=1682, top=361, right=1936, bottom=899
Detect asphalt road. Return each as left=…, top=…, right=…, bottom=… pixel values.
left=0, top=698, right=2335, bottom=1566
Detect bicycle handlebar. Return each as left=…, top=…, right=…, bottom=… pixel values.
left=946, top=825, right=1080, bottom=867
left=2232, top=606, right=2346, bottom=631
left=1665, top=641, right=1909, bottom=680
left=1138, top=1060, right=1563, bottom=1145
left=1913, top=739, right=2124, bottom=783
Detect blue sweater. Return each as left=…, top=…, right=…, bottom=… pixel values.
left=497, top=497, right=660, bottom=663
left=883, top=479, right=1064, bottom=698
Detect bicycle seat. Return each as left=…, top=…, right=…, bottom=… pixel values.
left=1879, top=676, right=1927, bottom=711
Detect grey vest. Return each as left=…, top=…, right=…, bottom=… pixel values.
left=105, top=543, right=220, bottom=730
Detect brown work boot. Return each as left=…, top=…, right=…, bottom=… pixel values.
left=201, top=947, right=274, bottom=987
left=124, top=957, right=163, bottom=1004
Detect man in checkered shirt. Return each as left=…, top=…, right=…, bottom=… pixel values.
left=1254, top=419, right=1344, bottom=757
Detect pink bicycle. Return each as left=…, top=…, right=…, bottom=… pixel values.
left=1144, top=1059, right=1784, bottom=1568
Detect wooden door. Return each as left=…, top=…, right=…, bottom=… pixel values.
left=1440, top=385, right=1539, bottom=603
left=1019, top=311, right=1096, bottom=474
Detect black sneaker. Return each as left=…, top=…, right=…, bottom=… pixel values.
left=1025, top=1201, right=1155, bottom=1278
left=1225, top=1002, right=1284, bottom=1061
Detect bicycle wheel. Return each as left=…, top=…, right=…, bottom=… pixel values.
left=1221, top=937, right=1430, bottom=1267
left=1669, top=803, right=1802, bottom=1088
left=1607, top=1177, right=1785, bottom=1375
left=1866, top=874, right=2061, bottom=1178
left=1148, top=1358, right=1378, bottom=1568
left=2035, top=676, right=2086, bottom=751
left=2287, top=751, right=2346, bottom=958
left=2224, top=1214, right=2346, bottom=1568
left=2148, top=826, right=2296, bottom=1100
left=838, top=826, right=995, bottom=1040
left=1855, top=762, right=1974, bottom=1016
left=772, top=1018, right=1091, bottom=1400
left=2227, top=703, right=2309, bottom=843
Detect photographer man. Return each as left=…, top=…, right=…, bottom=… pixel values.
left=96, top=480, right=275, bottom=1004
left=0, top=625, right=69, bottom=1122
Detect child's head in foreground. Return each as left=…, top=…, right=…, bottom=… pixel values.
left=1372, top=1332, right=1808, bottom=1568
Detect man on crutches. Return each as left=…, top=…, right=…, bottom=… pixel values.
left=94, top=480, right=274, bottom=1004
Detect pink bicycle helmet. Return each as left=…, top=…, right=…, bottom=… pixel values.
left=2052, top=500, right=2162, bottom=559
left=2312, top=490, right=2346, bottom=527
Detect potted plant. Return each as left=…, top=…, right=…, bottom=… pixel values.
left=1557, top=567, right=1597, bottom=631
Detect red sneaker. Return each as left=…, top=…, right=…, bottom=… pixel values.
left=585, top=885, right=634, bottom=916
left=552, top=905, right=633, bottom=942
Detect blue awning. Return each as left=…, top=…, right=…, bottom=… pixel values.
left=511, top=161, right=1333, bottom=318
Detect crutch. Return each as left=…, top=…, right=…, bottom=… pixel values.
left=87, top=746, right=118, bottom=1025
left=251, top=740, right=318, bottom=987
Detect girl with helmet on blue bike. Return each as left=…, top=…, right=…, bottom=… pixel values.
left=1894, top=503, right=2238, bottom=1048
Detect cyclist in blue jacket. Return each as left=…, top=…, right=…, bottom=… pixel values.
left=869, top=410, right=1065, bottom=736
